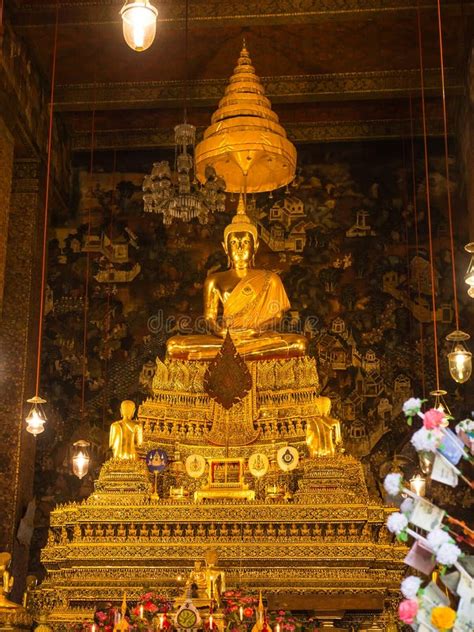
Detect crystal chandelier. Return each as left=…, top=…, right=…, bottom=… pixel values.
left=143, top=123, right=226, bottom=225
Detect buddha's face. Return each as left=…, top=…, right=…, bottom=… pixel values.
left=225, top=231, right=257, bottom=268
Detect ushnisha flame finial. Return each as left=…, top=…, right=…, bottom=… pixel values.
left=195, top=42, right=297, bottom=193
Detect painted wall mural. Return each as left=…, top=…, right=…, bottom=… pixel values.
left=29, top=140, right=474, bottom=574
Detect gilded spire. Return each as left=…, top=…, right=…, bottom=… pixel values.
left=223, top=194, right=258, bottom=245
left=195, top=42, right=297, bottom=193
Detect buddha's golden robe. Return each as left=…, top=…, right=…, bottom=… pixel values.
left=223, top=269, right=290, bottom=332
left=167, top=269, right=306, bottom=360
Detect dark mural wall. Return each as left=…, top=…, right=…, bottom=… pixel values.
left=29, top=139, right=474, bottom=574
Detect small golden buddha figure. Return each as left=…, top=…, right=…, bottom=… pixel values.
left=166, top=197, right=307, bottom=361
left=254, top=523, right=264, bottom=538
left=162, top=524, right=171, bottom=537
left=306, top=396, right=342, bottom=457
left=117, top=524, right=126, bottom=538
left=185, top=524, right=194, bottom=538
left=208, top=523, right=217, bottom=538
left=105, top=524, right=115, bottom=538
left=196, top=524, right=206, bottom=538
left=204, top=549, right=226, bottom=605
left=150, top=524, right=160, bottom=538
left=289, top=523, right=299, bottom=537
left=300, top=523, right=310, bottom=538
left=0, top=553, right=18, bottom=609
left=230, top=524, right=240, bottom=537
left=109, top=400, right=143, bottom=460
left=185, top=561, right=207, bottom=600
left=84, top=524, right=94, bottom=538
left=128, top=524, right=137, bottom=538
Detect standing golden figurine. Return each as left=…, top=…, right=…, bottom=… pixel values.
left=306, top=396, right=342, bottom=457
left=109, top=400, right=143, bottom=459
left=0, top=553, right=18, bottom=609
left=167, top=196, right=307, bottom=360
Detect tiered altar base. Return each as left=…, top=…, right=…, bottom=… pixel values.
left=36, top=457, right=405, bottom=628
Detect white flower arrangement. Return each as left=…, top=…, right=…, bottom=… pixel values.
left=403, top=397, right=423, bottom=417
left=384, top=472, right=403, bottom=496
left=411, top=427, right=440, bottom=453
left=435, top=542, right=462, bottom=566
left=386, top=511, right=408, bottom=535
left=426, top=527, right=452, bottom=552
left=401, top=575, right=422, bottom=600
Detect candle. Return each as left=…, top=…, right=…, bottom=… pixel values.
left=139, top=605, right=144, bottom=619
left=92, top=624, right=97, bottom=632
left=239, top=606, right=244, bottom=621
left=209, top=615, right=213, bottom=630
left=159, top=614, right=164, bottom=630
left=276, top=624, right=280, bottom=632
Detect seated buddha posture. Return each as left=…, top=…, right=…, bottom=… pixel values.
left=306, top=396, right=342, bottom=457
left=167, top=197, right=307, bottom=360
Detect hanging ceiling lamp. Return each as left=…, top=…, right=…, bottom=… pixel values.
left=434, top=0, right=471, bottom=379
left=464, top=242, right=474, bottom=297
left=25, top=396, right=47, bottom=436
left=71, top=440, right=91, bottom=479
left=142, top=0, right=226, bottom=224
left=120, top=0, right=158, bottom=52
left=195, top=40, right=297, bottom=193
left=26, top=5, right=60, bottom=435
left=445, top=330, right=472, bottom=384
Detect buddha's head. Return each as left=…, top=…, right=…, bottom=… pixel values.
left=223, top=195, right=259, bottom=268
left=120, top=399, right=136, bottom=419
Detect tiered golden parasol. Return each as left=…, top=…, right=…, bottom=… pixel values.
left=195, top=41, right=297, bottom=193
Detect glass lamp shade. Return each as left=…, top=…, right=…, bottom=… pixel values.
left=464, top=242, right=474, bottom=286
left=72, top=440, right=91, bottom=479
left=120, top=1, right=158, bottom=52
left=448, top=345, right=472, bottom=384
left=409, top=473, right=426, bottom=497
left=25, top=396, right=47, bottom=436
left=446, top=330, right=472, bottom=384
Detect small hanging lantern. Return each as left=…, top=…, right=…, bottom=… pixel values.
left=409, top=473, right=426, bottom=497
left=464, top=242, right=474, bottom=296
left=446, top=330, right=472, bottom=384
left=120, top=0, right=158, bottom=52
left=72, top=440, right=91, bottom=479
left=25, top=396, right=47, bottom=436
left=429, top=389, right=451, bottom=416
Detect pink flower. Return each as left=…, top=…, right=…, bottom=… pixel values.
left=398, top=599, right=418, bottom=624
left=96, top=613, right=107, bottom=623
left=230, top=605, right=238, bottom=612
left=243, top=608, right=253, bottom=618
left=423, top=408, right=446, bottom=430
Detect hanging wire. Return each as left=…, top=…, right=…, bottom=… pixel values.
left=409, top=95, right=427, bottom=398
left=80, top=105, right=96, bottom=420
left=417, top=3, right=440, bottom=390
left=183, top=0, right=189, bottom=124
left=34, top=1, right=60, bottom=397
left=436, top=0, right=460, bottom=330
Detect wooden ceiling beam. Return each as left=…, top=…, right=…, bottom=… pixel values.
left=54, top=68, right=462, bottom=112
left=71, top=118, right=447, bottom=151
left=10, top=0, right=473, bottom=29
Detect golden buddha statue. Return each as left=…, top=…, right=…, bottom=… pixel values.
left=166, top=197, right=307, bottom=361
left=0, top=553, right=18, bottom=609
left=306, top=396, right=342, bottom=457
left=109, top=400, right=143, bottom=460
left=185, top=561, right=207, bottom=600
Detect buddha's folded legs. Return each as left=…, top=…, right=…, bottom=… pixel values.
left=166, top=332, right=307, bottom=360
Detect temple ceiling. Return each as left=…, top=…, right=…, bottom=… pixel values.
left=5, top=0, right=473, bottom=147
